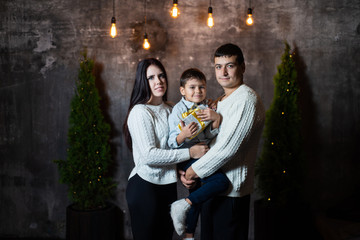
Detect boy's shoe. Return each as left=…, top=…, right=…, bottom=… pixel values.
left=170, top=199, right=191, bottom=236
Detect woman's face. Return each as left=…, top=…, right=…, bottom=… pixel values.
left=146, top=64, right=167, bottom=105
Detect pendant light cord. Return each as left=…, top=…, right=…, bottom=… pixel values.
left=113, top=0, right=115, bottom=16
left=144, top=0, right=147, bottom=32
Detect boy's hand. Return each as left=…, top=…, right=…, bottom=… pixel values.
left=176, top=121, right=198, bottom=145
left=197, top=108, right=222, bottom=129
left=181, top=121, right=198, bottom=138
left=197, top=108, right=220, bottom=122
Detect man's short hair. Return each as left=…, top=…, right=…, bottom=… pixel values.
left=214, top=43, right=244, bottom=65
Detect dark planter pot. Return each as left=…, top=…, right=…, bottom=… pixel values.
left=254, top=199, right=317, bottom=240
left=66, top=202, right=119, bottom=240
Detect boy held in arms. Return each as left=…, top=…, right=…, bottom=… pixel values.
left=168, top=68, right=229, bottom=239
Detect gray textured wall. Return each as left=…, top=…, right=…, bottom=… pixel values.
left=1, top=0, right=359, bottom=239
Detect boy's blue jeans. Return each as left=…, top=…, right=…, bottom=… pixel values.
left=178, top=159, right=230, bottom=234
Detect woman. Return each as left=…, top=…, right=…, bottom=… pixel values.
left=123, top=58, right=208, bottom=240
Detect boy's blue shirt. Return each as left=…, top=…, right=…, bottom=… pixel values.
left=167, top=97, right=219, bottom=149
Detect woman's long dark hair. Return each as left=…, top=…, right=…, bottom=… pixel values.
left=123, top=58, right=168, bottom=151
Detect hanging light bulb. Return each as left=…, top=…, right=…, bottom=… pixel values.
left=207, top=6, right=214, bottom=28
left=143, top=33, right=150, bottom=50
left=143, top=0, right=150, bottom=50
left=170, top=0, right=180, bottom=18
left=110, top=0, right=117, bottom=38
left=246, top=8, right=254, bottom=26
left=110, top=17, right=117, bottom=38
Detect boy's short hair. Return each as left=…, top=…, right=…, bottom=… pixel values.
left=180, top=68, right=206, bottom=87
left=214, top=43, right=244, bottom=65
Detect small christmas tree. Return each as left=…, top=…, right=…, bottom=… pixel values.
left=55, top=52, right=115, bottom=210
left=256, top=42, right=303, bottom=206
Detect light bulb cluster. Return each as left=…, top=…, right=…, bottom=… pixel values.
left=110, top=0, right=256, bottom=49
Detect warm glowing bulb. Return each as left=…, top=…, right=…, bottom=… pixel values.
left=207, top=7, right=214, bottom=28
left=246, top=15, right=253, bottom=25
left=171, top=4, right=179, bottom=18
left=110, top=17, right=117, bottom=38
left=207, top=14, right=214, bottom=28
left=246, top=8, right=253, bottom=26
left=143, top=34, right=150, bottom=50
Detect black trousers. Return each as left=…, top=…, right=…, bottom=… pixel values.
left=126, top=174, right=177, bottom=240
left=201, top=195, right=250, bottom=240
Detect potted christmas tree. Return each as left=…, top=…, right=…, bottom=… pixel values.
left=254, top=42, right=305, bottom=239
left=55, top=52, right=117, bottom=240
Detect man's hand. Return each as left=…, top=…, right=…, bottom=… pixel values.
left=185, top=166, right=198, bottom=180
left=206, top=98, right=218, bottom=111
left=189, top=142, right=209, bottom=159
left=178, top=170, right=196, bottom=189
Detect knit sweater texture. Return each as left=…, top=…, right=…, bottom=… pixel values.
left=191, top=84, right=265, bottom=197
left=127, top=103, right=190, bottom=185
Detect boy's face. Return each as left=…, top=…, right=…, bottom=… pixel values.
left=180, top=78, right=206, bottom=104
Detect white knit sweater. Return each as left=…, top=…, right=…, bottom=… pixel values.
left=127, top=103, right=190, bottom=185
left=192, top=84, right=265, bottom=197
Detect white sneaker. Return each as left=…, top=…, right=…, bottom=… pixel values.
left=170, top=199, right=191, bottom=236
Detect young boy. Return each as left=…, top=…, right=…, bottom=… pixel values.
left=168, top=68, right=229, bottom=239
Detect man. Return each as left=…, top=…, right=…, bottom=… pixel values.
left=181, top=43, right=266, bottom=240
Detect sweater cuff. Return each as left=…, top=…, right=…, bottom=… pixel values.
left=178, top=148, right=191, bottom=162
left=191, top=160, right=207, bottom=179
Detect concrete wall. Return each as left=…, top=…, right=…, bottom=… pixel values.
left=1, top=0, right=359, bottom=239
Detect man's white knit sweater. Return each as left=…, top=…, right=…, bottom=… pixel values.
left=192, top=84, right=265, bottom=197
left=127, top=103, right=190, bottom=185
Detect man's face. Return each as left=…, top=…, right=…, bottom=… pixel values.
left=214, top=56, right=245, bottom=90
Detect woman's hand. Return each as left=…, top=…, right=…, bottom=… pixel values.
left=178, top=169, right=196, bottom=189
left=189, top=142, right=209, bottom=159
